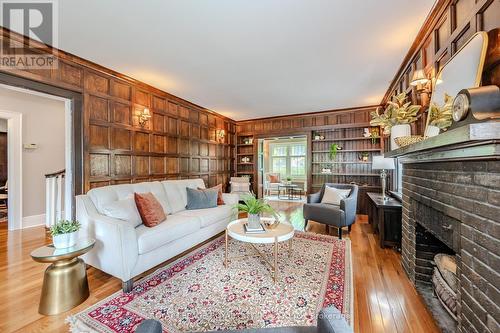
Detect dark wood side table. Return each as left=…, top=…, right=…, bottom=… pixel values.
left=366, top=192, right=402, bottom=249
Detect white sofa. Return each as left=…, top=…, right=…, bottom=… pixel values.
left=76, top=179, right=238, bottom=292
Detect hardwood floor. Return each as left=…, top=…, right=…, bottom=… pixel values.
left=0, top=202, right=440, bottom=333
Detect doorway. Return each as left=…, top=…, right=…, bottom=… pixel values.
left=257, top=135, right=308, bottom=202
left=0, top=85, right=73, bottom=230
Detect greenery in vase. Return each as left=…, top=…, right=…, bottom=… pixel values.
left=286, top=176, right=292, bottom=182
left=428, top=93, right=453, bottom=130
left=329, top=143, right=341, bottom=160
left=370, top=92, right=421, bottom=135
left=235, top=194, right=277, bottom=216
left=50, top=220, right=81, bottom=236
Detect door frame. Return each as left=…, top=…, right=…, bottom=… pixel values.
left=0, top=73, right=83, bottom=229
left=0, top=109, right=22, bottom=229
left=255, top=131, right=311, bottom=198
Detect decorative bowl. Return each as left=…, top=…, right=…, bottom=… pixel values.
left=394, top=136, right=425, bottom=147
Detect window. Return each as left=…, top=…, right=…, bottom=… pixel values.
left=270, top=142, right=307, bottom=177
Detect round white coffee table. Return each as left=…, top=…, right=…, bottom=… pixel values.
left=225, top=218, right=294, bottom=283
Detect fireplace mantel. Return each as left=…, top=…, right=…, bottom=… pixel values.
left=385, top=122, right=500, bottom=162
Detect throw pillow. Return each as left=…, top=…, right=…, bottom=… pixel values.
left=100, top=198, right=143, bottom=228
left=134, top=192, right=167, bottom=227
left=321, top=186, right=351, bottom=206
left=186, top=187, right=218, bottom=210
left=268, top=174, right=279, bottom=183
left=198, top=184, right=225, bottom=205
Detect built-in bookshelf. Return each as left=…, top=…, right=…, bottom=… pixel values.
left=235, top=134, right=255, bottom=191
left=310, top=126, right=384, bottom=212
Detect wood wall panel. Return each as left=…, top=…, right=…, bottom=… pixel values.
left=383, top=0, right=500, bottom=135
left=112, top=102, right=131, bottom=125
left=112, top=128, right=131, bottom=150
left=2, top=28, right=237, bottom=192
left=89, top=95, right=109, bottom=122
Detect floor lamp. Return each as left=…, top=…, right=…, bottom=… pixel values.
left=372, top=156, right=395, bottom=201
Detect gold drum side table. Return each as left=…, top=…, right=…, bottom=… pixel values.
left=31, top=238, right=95, bottom=315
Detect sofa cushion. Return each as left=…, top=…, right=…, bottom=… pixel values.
left=134, top=193, right=167, bottom=227
left=87, top=181, right=171, bottom=216
left=135, top=214, right=201, bottom=254
left=186, top=187, right=218, bottom=210
left=177, top=204, right=233, bottom=228
left=100, top=198, right=142, bottom=228
left=162, top=179, right=206, bottom=213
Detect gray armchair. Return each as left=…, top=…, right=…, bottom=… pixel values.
left=303, top=183, right=358, bottom=239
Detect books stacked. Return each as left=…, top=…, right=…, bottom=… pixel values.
left=244, top=222, right=266, bottom=234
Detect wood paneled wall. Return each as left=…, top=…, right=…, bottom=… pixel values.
left=236, top=106, right=382, bottom=214
left=237, top=106, right=378, bottom=135
left=0, top=28, right=236, bottom=193
left=383, top=0, right=500, bottom=133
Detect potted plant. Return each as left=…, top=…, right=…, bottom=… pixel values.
left=286, top=176, right=292, bottom=184
left=370, top=92, right=421, bottom=150
left=50, top=220, right=81, bottom=249
left=426, top=93, right=453, bottom=137
left=235, top=195, right=277, bottom=229
left=359, top=151, right=369, bottom=162
left=329, top=143, right=341, bottom=160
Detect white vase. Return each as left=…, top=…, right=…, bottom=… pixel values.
left=425, top=125, right=440, bottom=137
left=53, top=231, right=78, bottom=249
left=390, top=124, right=411, bottom=150
left=247, top=213, right=261, bottom=229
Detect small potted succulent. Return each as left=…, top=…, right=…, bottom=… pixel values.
left=50, top=220, right=81, bottom=249
left=235, top=195, right=277, bottom=229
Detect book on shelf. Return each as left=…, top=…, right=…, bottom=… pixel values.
left=244, top=222, right=266, bottom=234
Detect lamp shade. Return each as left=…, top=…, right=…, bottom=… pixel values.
left=410, top=69, right=429, bottom=86
left=372, top=156, right=395, bottom=170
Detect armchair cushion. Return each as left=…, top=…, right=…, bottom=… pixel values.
left=268, top=174, right=280, bottom=183
left=321, top=187, right=351, bottom=206
left=303, top=203, right=345, bottom=225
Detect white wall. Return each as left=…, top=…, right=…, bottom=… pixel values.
left=0, top=87, right=65, bottom=222
left=0, top=119, right=7, bottom=132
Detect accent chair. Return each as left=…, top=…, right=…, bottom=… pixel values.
left=303, top=183, right=358, bottom=239
left=264, top=172, right=281, bottom=196
left=230, top=176, right=252, bottom=200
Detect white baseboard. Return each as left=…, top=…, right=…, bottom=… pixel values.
left=22, top=213, right=46, bottom=229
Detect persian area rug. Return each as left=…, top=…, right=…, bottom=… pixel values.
left=68, top=232, right=352, bottom=333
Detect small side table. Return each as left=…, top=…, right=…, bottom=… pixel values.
left=366, top=192, right=402, bottom=249
left=31, top=238, right=95, bottom=315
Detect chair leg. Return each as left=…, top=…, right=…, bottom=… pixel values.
left=338, top=227, right=342, bottom=239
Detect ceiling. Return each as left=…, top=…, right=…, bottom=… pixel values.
left=56, top=0, right=435, bottom=120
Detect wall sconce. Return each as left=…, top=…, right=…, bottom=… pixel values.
left=216, top=129, right=226, bottom=142
left=410, top=69, right=430, bottom=91
left=138, top=108, right=152, bottom=127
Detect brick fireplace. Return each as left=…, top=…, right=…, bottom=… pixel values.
left=387, top=123, right=500, bottom=333
left=401, top=160, right=499, bottom=333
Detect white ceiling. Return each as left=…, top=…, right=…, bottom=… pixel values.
left=57, top=0, right=435, bottom=120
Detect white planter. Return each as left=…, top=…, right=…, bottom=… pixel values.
left=52, top=231, right=78, bottom=249
left=425, top=125, right=440, bottom=137
left=247, top=213, right=261, bottom=229
left=390, top=124, right=411, bottom=150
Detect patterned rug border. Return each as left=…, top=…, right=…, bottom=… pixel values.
left=68, top=231, right=353, bottom=333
